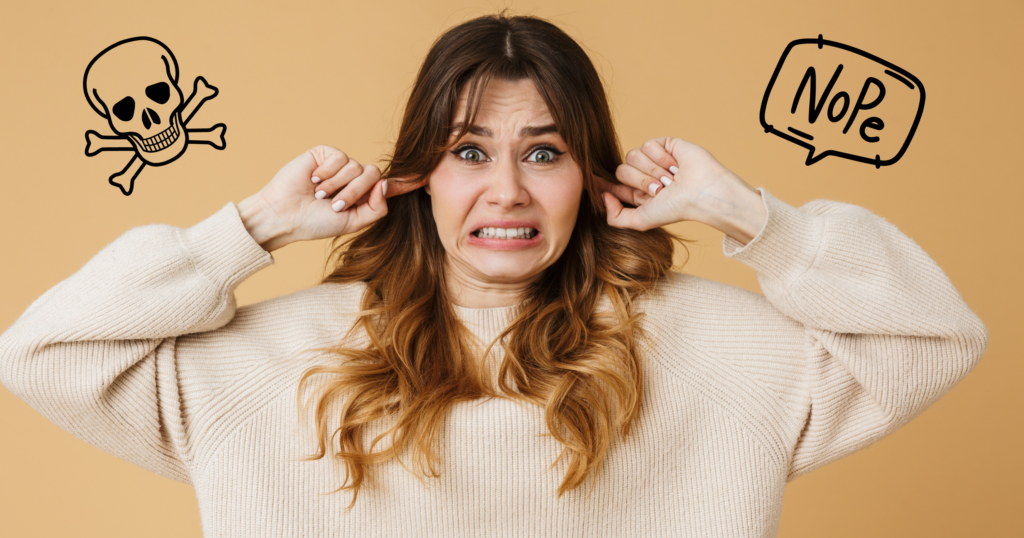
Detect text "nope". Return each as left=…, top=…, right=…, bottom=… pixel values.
left=759, top=35, right=925, bottom=168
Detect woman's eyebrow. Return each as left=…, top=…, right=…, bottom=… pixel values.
left=451, top=122, right=558, bottom=138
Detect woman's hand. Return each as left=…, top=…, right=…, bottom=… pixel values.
left=236, top=145, right=426, bottom=252
left=600, top=137, right=768, bottom=245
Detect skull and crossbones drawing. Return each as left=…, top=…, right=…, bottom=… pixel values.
left=83, top=37, right=227, bottom=196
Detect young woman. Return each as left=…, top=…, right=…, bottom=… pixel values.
left=0, top=12, right=986, bottom=537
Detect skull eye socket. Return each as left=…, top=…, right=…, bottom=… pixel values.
left=112, top=96, right=135, bottom=122
left=146, top=82, right=171, bottom=105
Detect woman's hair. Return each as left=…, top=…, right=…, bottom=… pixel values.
left=295, top=10, right=690, bottom=511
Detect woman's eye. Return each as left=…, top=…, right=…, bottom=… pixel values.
left=527, top=146, right=563, bottom=164
left=456, top=147, right=485, bottom=162
left=452, top=145, right=562, bottom=164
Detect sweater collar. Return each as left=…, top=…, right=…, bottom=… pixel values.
left=450, top=290, right=618, bottom=342
left=451, top=302, right=522, bottom=341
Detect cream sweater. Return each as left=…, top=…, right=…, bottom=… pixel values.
left=0, top=188, right=987, bottom=537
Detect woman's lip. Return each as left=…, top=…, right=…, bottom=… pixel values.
left=470, top=220, right=541, bottom=232
left=467, top=230, right=542, bottom=250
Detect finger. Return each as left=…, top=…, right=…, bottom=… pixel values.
left=382, top=174, right=429, bottom=198
left=350, top=189, right=372, bottom=208
left=662, top=136, right=704, bottom=164
left=616, top=162, right=665, bottom=197
left=638, top=138, right=679, bottom=177
left=602, top=191, right=650, bottom=231
left=345, top=177, right=389, bottom=231
left=308, top=147, right=350, bottom=185
left=314, top=158, right=363, bottom=200
left=329, top=163, right=381, bottom=212
left=350, top=173, right=428, bottom=207
left=595, top=174, right=651, bottom=207
left=626, top=145, right=675, bottom=187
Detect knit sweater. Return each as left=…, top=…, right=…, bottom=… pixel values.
left=0, top=188, right=987, bottom=537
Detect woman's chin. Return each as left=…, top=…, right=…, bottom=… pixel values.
left=466, top=252, right=545, bottom=281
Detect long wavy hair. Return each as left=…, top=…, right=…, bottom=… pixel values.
left=295, top=11, right=690, bottom=511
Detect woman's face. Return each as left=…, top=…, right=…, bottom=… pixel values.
left=425, top=78, right=584, bottom=306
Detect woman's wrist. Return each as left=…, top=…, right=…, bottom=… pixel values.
left=702, top=183, right=767, bottom=246
left=237, top=194, right=293, bottom=253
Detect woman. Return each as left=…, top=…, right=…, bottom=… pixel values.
left=0, top=12, right=986, bottom=537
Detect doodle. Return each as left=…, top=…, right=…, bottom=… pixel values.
left=759, top=35, right=924, bottom=168
left=83, top=37, right=227, bottom=196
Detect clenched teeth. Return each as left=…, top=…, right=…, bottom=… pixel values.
left=474, top=227, right=537, bottom=239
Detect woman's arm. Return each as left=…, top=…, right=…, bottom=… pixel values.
left=608, top=137, right=988, bottom=478
left=0, top=202, right=274, bottom=484
left=0, top=144, right=419, bottom=484
left=722, top=189, right=987, bottom=479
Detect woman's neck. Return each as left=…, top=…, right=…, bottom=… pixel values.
left=445, top=267, right=535, bottom=309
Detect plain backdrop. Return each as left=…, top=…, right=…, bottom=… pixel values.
left=1, top=0, right=1020, bottom=536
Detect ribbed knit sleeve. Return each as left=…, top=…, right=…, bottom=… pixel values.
left=722, top=188, right=989, bottom=481
left=0, top=202, right=274, bottom=485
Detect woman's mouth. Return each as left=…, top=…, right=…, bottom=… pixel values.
left=472, top=227, right=538, bottom=239
left=468, top=227, right=542, bottom=250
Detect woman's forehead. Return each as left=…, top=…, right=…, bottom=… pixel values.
left=450, top=80, right=556, bottom=138
left=455, top=79, right=549, bottom=117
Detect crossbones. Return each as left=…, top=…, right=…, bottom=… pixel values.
left=83, top=37, right=227, bottom=196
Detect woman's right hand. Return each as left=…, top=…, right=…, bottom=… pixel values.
left=237, top=145, right=425, bottom=252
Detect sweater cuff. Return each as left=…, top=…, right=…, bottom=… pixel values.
left=722, top=188, right=825, bottom=287
left=178, top=201, right=275, bottom=291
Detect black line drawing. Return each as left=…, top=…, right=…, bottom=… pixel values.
left=759, top=34, right=925, bottom=168
left=83, top=37, right=226, bottom=196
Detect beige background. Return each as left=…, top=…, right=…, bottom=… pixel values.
left=1, top=0, right=1020, bottom=536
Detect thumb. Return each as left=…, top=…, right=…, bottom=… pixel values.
left=344, top=179, right=389, bottom=233
left=603, top=191, right=655, bottom=231
left=603, top=191, right=630, bottom=228
left=383, top=174, right=429, bottom=198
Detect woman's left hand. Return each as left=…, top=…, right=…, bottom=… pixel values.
left=599, top=137, right=768, bottom=244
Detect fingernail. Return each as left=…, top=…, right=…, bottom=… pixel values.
left=660, top=176, right=673, bottom=187
left=649, top=183, right=660, bottom=195
left=669, top=166, right=678, bottom=175
left=382, top=180, right=388, bottom=197
left=312, top=176, right=321, bottom=183
left=315, top=190, right=327, bottom=199
left=332, top=199, right=345, bottom=212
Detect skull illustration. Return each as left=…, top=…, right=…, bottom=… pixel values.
left=84, top=37, right=189, bottom=165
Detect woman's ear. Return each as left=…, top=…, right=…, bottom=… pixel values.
left=425, top=183, right=431, bottom=195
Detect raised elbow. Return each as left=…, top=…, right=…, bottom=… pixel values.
left=0, top=331, right=32, bottom=401
left=953, top=310, right=988, bottom=381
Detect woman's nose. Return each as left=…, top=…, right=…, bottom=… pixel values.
left=484, top=156, right=530, bottom=209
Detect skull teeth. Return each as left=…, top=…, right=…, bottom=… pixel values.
left=139, top=116, right=180, bottom=152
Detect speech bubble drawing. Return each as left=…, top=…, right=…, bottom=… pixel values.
left=759, top=35, right=925, bottom=167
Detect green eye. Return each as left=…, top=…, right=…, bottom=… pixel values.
left=456, top=147, right=484, bottom=162
left=528, top=146, right=564, bottom=163
left=532, top=150, right=553, bottom=162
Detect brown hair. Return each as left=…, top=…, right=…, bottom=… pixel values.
left=295, top=11, right=690, bottom=511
